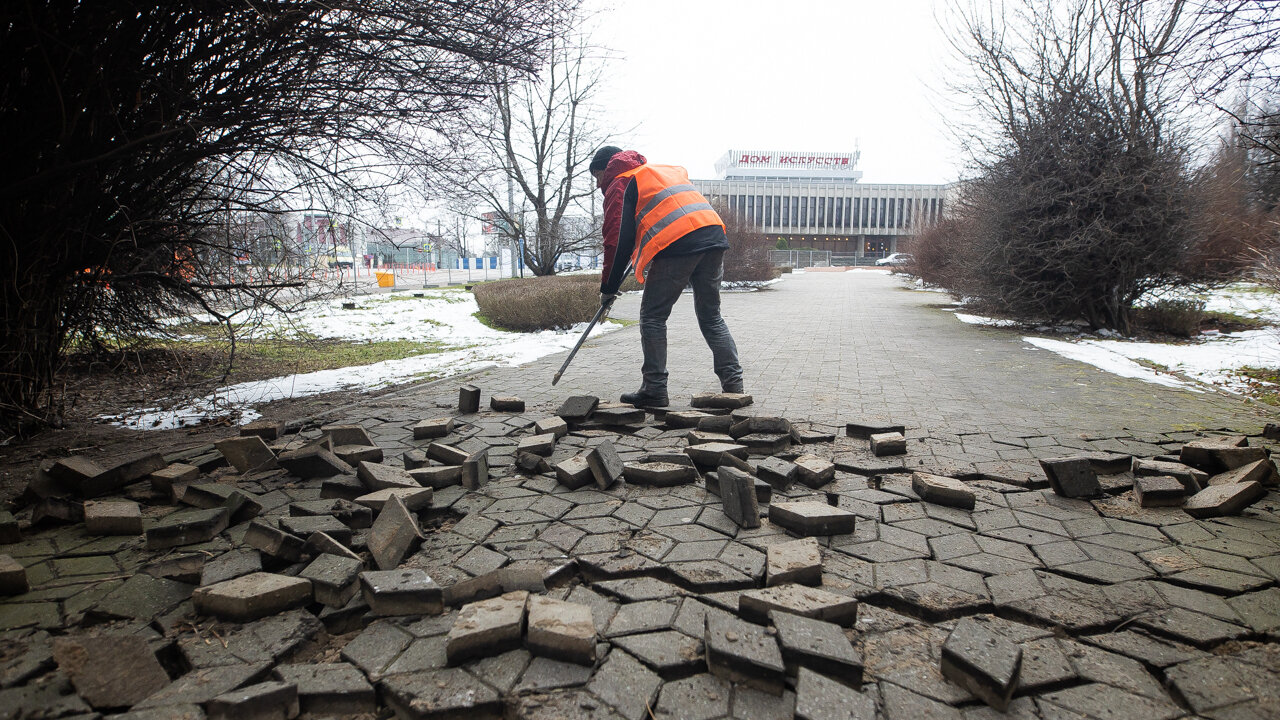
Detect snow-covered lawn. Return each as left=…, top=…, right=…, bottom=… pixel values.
left=943, top=282, right=1280, bottom=396
left=102, top=287, right=623, bottom=430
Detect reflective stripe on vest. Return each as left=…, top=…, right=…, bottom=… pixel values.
left=617, top=164, right=724, bottom=283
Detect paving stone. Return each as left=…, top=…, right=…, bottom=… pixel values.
left=409, top=465, right=463, bottom=489
left=426, top=441, right=470, bottom=465
left=412, top=417, right=455, bottom=440
left=82, top=451, right=168, bottom=498
left=149, top=463, right=200, bottom=495
left=1131, top=475, right=1186, bottom=507
left=461, top=449, right=489, bottom=490
left=369, top=494, right=423, bottom=570
left=182, top=482, right=262, bottom=522
left=793, top=455, right=835, bottom=489
left=1226, top=586, right=1280, bottom=633
left=794, top=667, right=876, bottom=720
left=704, top=611, right=786, bottom=694
left=322, top=423, right=374, bottom=447
left=738, top=433, right=793, bottom=454
left=526, top=595, right=596, bottom=665
left=46, top=455, right=105, bottom=489
left=668, top=560, right=756, bottom=592
left=1038, top=457, right=1101, bottom=498
left=692, top=392, right=754, bottom=409
left=193, top=572, right=311, bottom=621
left=381, top=667, right=500, bottom=719
left=770, top=610, right=863, bottom=681
left=1183, top=480, right=1266, bottom=518
left=740, top=584, right=859, bottom=626
left=588, top=649, right=663, bottom=720
left=446, top=590, right=528, bottom=665
left=870, top=431, right=907, bottom=457
left=457, top=384, right=482, bottom=413
left=554, top=454, right=595, bottom=489
left=354, top=460, right=417, bottom=491
left=240, top=418, right=285, bottom=440
left=652, top=673, right=732, bottom=720
left=769, top=501, right=857, bottom=536
left=299, top=553, right=362, bottom=607
left=135, top=660, right=271, bottom=709
left=319, top=472, right=366, bottom=501
left=215, top=436, right=279, bottom=473
left=206, top=679, right=298, bottom=720
left=623, top=461, right=699, bottom=487
left=940, top=616, right=1021, bottom=711
left=274, top=662, right=374, bottom=715
left=685, top=442, right=749, bottom=468
left=2, top=557, right=31, bottom=596
left=664, top=410, right=711, bottom=429
left=721, top=466, right=762, bottom=529
left=359, top=568, right=443, bottom=616
left=333, top=444, right=384, bottom=466
left=244, top=519, right=306, bottom=561
left=1209, top=457, right=1279, bottom=486
left=556, top=395, right=599, bottom=424
left=1132, top=457, right=1208, bottom=492
left=766, top=537, right=822, bottom=587
left=612, top=630, right=704, bottom=677
left=846, top=420, right=905, bottom=439
left=354, top=486, right=433, bottom=513
left=1037, top=682, right=1182, bottom=720
left=911, top=472, right=976, bottom=509
left=277, top=443, right=349, bottom=479
left=534, top=416, right=570, bottom=438
left=595, top=406, right=646, bottom=425
left=279, top=514, right=353, bottom=546
left=202, top=549, right=262, bottom=586
left=1180, top=436, right=1258, bottom=471
left=605, top=598, right=680, bottom=637
left=516, top=433, right=557, bottom=457
left=587, top=440, right=625, bottom=490
left=145, top=507, right=229, bottom=550
left=756, top=456, right=799, bottom=490
left=50, top=633, right=169, bottom=709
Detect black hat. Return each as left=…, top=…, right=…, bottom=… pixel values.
left=589, top=145, right=622, bottom=174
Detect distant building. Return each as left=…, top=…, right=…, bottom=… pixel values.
left=365, top=227, right=457, bottom=267
left=693, top=150, right=950, bottom=258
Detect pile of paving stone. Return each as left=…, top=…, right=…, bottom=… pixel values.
left=0, top=383, right=1278, bottom=719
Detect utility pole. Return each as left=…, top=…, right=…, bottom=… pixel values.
left=508, top=176, right=522, bottom=278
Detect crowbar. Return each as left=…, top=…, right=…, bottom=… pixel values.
left=552, top=263, right=632, bottom=385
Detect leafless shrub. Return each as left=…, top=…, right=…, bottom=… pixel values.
left=473, top=274, right=599, bottom=331
left=1133, top=298, right=1206, bottom=337
left=714, top=200, right=781, bottom=283
left=909, top=217, right=969, bottom=289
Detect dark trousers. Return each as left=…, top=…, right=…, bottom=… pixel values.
left=638, top=249, right=743, bottom=392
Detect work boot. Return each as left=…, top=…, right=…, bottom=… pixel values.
left=722, top=381, right=744, bottom=394
left=621, top=388, right=668, bottom=408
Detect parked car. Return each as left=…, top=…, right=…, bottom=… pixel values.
left=875, top=253, right=915, bottom=267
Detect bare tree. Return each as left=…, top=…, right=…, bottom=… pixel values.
left=458, top=9, right=609, bottom=276
left=0, top=1, right=568, bottom=431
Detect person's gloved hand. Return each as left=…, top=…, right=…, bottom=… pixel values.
left=599, top=291, right=618, bottom=320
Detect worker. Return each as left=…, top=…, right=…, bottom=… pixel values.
left=591, top=145, right=744, bottom=408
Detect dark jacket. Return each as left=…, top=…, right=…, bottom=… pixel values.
left=599, top=152, right=729, bottom=295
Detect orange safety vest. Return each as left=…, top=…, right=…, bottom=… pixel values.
left=616, top=164, right=724, bottom=283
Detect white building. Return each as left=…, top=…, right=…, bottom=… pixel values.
left=693, top=150, right=950, bottom=258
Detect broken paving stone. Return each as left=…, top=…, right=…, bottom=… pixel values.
left=720, top=466, right=762, bottom=529
left=869, top=431, right=907, bottom=457
left=145, top=507, right=229, bottom=550
left=769, top=501, right=857, bottom=536
left=51, top=633, right=170, bottom=709
left=623, top=461, right=699, bottom=487
left=770, top=611, right=863, bottom=682
left=491, top=395, right=526, bottom=412
left=193, top=572, right=312, bottom=622
left=526, top=595, right=596, bottom=665
left=941, top=616, right=1022, bottom=711
left=409, top=465, right=463, bottom=489
left=206, top=680, right=298, bottom=720
left=1039, top=457, right=1102, bottom=498
left=300, top=554, right=363, bottom=607
left=274, top=663, right=375, bottom=715
left=1133, top=475, right=1187, bottom=507
left=369, top=494, right=423, bottom=570
left=517, top=433, right=557, bottom=457
left=321, top=423, right=374, bottom=447
left=1208, top=458, right=1278, bottom=487
left=461, top=449, right=489, bottom=490
left=911, top=472, right=976, bottom=510
left=554, top=455, right=595, bottom=490
left=277, top=444, right=349, bottom=479
left=244, top=519, right=306, bottom=562
left=446, top=590, right=529, bottom=665
left=83, top=500, right=143, bottom=536
left=361, top=568, right=444, bottom=616
left=705, top=611, right=786, bottom=694
left=767, top=538, right=822, bottom=587
left=1183, top=480, right=1267, bottom=518
left=756, top=456, right=798, bottom=490
left=355, top=487, right=433, bottom=513
left=458, top=384, right=482, bottom=413
left=0, top=555, right=28, bottom=595
left=595, top=406, right=647, bottom=425
left=356, top=460, right=419, bottom=491
left=1132, top=457, right=1208, bottom=492
left=691, top=392, right=754, bottom=409
left=845, top=420, right=905, bottom=439
left=739, top=585, right=859, bottom=626
left=427, top=441, right=470, bottom=466
left=587, top=440, right=625, bottom=490
left=413, top=417, right=454, bottom=440
left=794, top=667, right=875, bottom=720
left=793, top=455, right=835, bottom=489
left=214, top=436, right=278, bottom=473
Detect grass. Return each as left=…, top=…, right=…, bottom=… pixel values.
left=149, top=336, right=447, bottom=383
left=1236, top=366, right=1280, bottom=406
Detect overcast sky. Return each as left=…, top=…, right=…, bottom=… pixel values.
left=584, top=0, right=963, bottom=184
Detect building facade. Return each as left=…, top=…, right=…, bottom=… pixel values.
left=693, top=150, right=949, bottom=258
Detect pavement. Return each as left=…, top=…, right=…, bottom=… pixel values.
left=1, top=269, right=1279, bottom=719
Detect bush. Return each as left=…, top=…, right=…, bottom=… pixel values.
left=1133, top=299, right=1206, bottom=337
left=713, top=200, right=781, bottom=282
left=472, top=274, right=600, bottom=332
left=908, top=217, right=967, bottom=288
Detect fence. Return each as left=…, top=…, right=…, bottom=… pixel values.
left=769, top=250, right=832, bottom=268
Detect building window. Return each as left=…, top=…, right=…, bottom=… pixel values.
left=905, top=198, right=913, bottom=227
left=834, top=197, right=843, bottom=229
left=800, top=196, right=809, bottom=228
left=869, top=197, right=877, bottom=228
left=773, top=196, right=781, bottom=228
left=758, top=195, right=766, bottom=226
left=880, top=198, right=888, bottom=229
left=747, top=195, right=756, bottom=225
left=816, top=196, right=825, bottom=229
left=853, top=198, right=861, bottom=230
left=843, top=198, right=852, bottom=231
